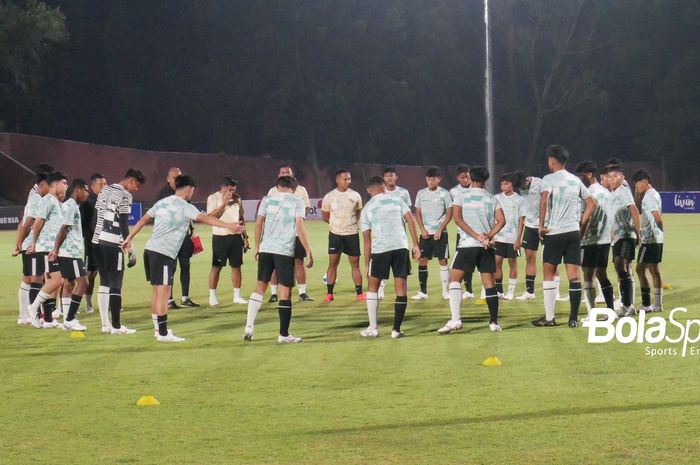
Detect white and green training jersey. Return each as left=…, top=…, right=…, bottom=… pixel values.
left=415, top=187, right=452, bottom=234
left=258, top=192, right=305, bottom=257
left=581, top=183, right=612, bottom=246
left=520, top=177, right=543, bottom=228
left=145, top=196, right=201, bottom=259
left=21, top=191, right=43, bottom=251
left=610, top=185, right=637, bottom=242
left=360, top=193, right=410, bottom=254
left=453, top=188, right=501, bottom=248
left=35, top=194, right=64, bottom=253
left=59, top=198, right=85, bottom=258
left=541, top=170, right=590, bottom=235
left=384, top=186, right=412, bottom=207
left=493, top=192, right=525, bottom=244
left=640, top=188, right=663, bottom=244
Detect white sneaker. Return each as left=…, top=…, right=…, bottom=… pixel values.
left=480, top=289, right=486, bottom=299
left=360, top=327, right=379, bottom=338
left=63, top=319, right=87, bottom=331
left=232, top=296, right=248, bottom=304
left=42, top=320, right=63, bottom=329
left=278, top=334, right=302, bottom=344
left=243, top=326, right=254, bottom=341
left=101, top=325, right=113, bottom=334
left=515, top=292, right=536, bottom=301
left=650, top=305, right=663, bottom=313
left=489, top=322, right=502, bottom=332
left=637, top=305, right=653, bottom=313
left=31, top=315, right=43, bottom=329
left=613, top=298, right=623, bottom=310
left=157, top=330, right=185, bottom=342
left=442, top=292, right=450, bottom=300
left=209, top=297, right=219, bottom=307
left=594, top=295, right=606, bottom=304
left=617, top=306, right=635, bottom=317
left=411, top=291, right=428, bottom=301
left=437, top=320, right=463, bottom=334
left=503, top=292, right=514, bottom=300
left=17, top=318, right=32, bottom=325
left=111, top=325, right=136, bottom=335
left=462, top=291, right=474, bottom=299
left=51, top=309, right=62, bottom=319
left=391, top=330, right=406, bottom=339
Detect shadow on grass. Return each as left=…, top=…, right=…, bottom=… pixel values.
left=307, top=399, right=700, bottom=435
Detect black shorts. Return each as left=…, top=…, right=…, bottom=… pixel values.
left=451, top=247, right=496, bottom=274
left=419, top=232, right=449, bottom=260
left=144, top=249, right=176, bottom=286
left=612, top=238, right=636, bottom=262
left=542, top=231, right=581, bottom=265
left=521, top=226, right=541, bottom=251
left=638, top=243, right=663, bottom=264
left=257, top=252, right=295, bottom=287
left=97, top=245, right=125, bottom=289
left=58, top=257, right=87, bottom=280
left=580, top=244, right=611, bottom=269
left=494, top=242, right=520, bottom=259
left=294, top=237, right=306, bottom=260
left=22, top=252, right=39, bottom=277
left=369, top=249, right=411, bottom=280
left=84, top=240, right=100, bottom=272
left=212, top=235, right=244, bottom=267
left=328, top=232, right=361, bottom=256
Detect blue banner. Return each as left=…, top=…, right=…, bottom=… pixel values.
left=660, top=192, right=700, bottom=213
left=128, top=203, right=142, bottom=225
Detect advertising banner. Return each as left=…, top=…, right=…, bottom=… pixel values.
left=128, top=203, right=142, bottom=225
left=660, top=191, right=699, bottom=213
left=0, top=206, right=23, bottom=231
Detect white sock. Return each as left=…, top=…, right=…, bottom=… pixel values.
left=61, top=297, right=71, bottom=317
left=554, top=275, right=561, bottom=297
left=298, top=284, right=306, bottom=295
left=234, top=288, right=240, bottom=299
left=448, top=282, right=462, bottom=322
left=98, top=285, right=110, bottom=327
left=29, top=290, right=51, bottom=316
left=85, top=292, right=93, bottom=308
left=653, top=288, right=663, bottom=307
left=270, top=285, right=278, bottom=295
left=181, top=296, right=188, bottom=302
left=366, top=292, right=379, bottom=328
left=480, top=287, right=486, bottom=299
left=583, top=281, right=595, bottom=312
left=151, top=314, right=158, bottom=331
left=18, top=283, right=30, bottom=319
left=507, top=278, right=517, bottom=295
left=209, top=289, right=217, bottom=299
left=440, top=266, right=449, bottom=294
left=543, top=281, right=557, bottom=321
left=245, top=292, right=263, bottom=328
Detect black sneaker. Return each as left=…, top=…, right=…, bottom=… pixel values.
left=531, top=316, right=556, bottom=327
left=168, top=300, right=180, bottom=310
left=568, top=319, right=579, bottom=328
left=298, top=293, right=314, bottom=302
left=268, top=294, right=278, bottom=303
left=180, top=298, right=200, bottom=308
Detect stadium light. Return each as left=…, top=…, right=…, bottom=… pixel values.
left=483, top=0, right=496, bottom=192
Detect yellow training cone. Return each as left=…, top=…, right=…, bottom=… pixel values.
left=481, top=357, right=502, bottom=367
left=663, top=283, right=672, bottom=290
left=69, top=331, right=86, bottom=339
left=136, top=396, right=160, bottom=406
left=475, top=298, right=486, bottom=305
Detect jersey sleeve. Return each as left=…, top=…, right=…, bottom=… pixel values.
left=295, top=198, right=305, bottom=218
left=36, top=197, right=50, bottom=220
left=414, top=190, right=424, bottom=210
left=360, top=208, right=370, bottom=232
left=257, top=197, right=269, bottom=218
left=649, top=192, right=662, bottom=213
left=206, top=194, right=217, bottom=214
left=146, top=200, right=159, bottom=218
left=118, top=192, right=132, bottom=215
left=518, top=197, right=526, bottom=217
left=621, top=188, right=635, bottom=207
left=493, top=196, right=503, bottom=211
left=451, top=190, right=462, bottom=207
left=541, top=175, right=553, bottom=194
left=321, top=193, right=331, bottom=212
left=185, top=203, right=201, bottom=221
left=578, top=179, right=591, bottom=199
left=403, top=190, right=412, bottom=207
left=443, top=191, right=453, bottom=210
left=400, top=199, right=410, bottom=215
left=355, top=192, right=363, bottom=210
left=62, top=202, right=76, bottom=226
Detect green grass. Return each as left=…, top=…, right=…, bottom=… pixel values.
left=1, top=215, right=700, bottom=464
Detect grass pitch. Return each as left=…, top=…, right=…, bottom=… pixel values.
left=1, top=215, right=699, bottom=464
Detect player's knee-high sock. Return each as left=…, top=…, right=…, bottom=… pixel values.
left=600, top=279, right=615, bottom=310
left=464, top=272, right=473, bottom=293
left=495, top=279, right=503, bottom=294
left=28, top=290, right=51, bottom=319
left=568, top=281, right=582, bottom=321
left=418, top=266, right=428, bottom=294
left=97, top=285, right=110, bottom=327
left=245, top=292, right=263, bottom=328
left=583, top=281, right=595, bottom=311
left=108, top=288, right=121, bottom=328
left=653, top=288, right=663, bottom=308
left=448, top=282, right=462, bottom=322
left=526, top=275, right=536, bottom=294
left=18, top=283, right=30, bottom=319
left=29, top=283, right=41, bottom=307
left=278, top=300, right=292, bottom=336
left=366, top=292, right=379, bottom=328
left=619, top=272, right=632, bottom=307
left=61, top=297, right=71, bottom=318
left=439, top=265, right=449, bottom=295
left=43, top=298, right=56, bottom=322
left=507, top=278, right=517, bottom=296
left=641, top=287, right=651, bottom=307
left=157, top=314, right=168, bottom=337
left=393, top=296, right=407, bottom=332
left=151, top=314, right=159, bottom=331
left=554, top=275, right=561, bottom=298
left=65, top=294, right=83, bottom=321
left=485, top=287, right=499, bottom=323
left=543, top=281, right=557, bottom=321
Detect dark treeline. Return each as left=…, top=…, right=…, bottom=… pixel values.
left=1, top=0, right=698, bottom=188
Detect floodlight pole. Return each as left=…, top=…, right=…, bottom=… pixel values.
left=484, top=0, right=496, bottom=192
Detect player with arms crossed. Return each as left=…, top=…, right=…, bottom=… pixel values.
left=123, top=175, right=244, bottom=342
left=243, top=175, right=314, bottom=343
left=532, top=146, right=596, bottom=328
left=493, top=172, right=525, bottom=300
left=449, top=164, right=476, bottom=299
left=438, top=166, right=505, bottom=334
